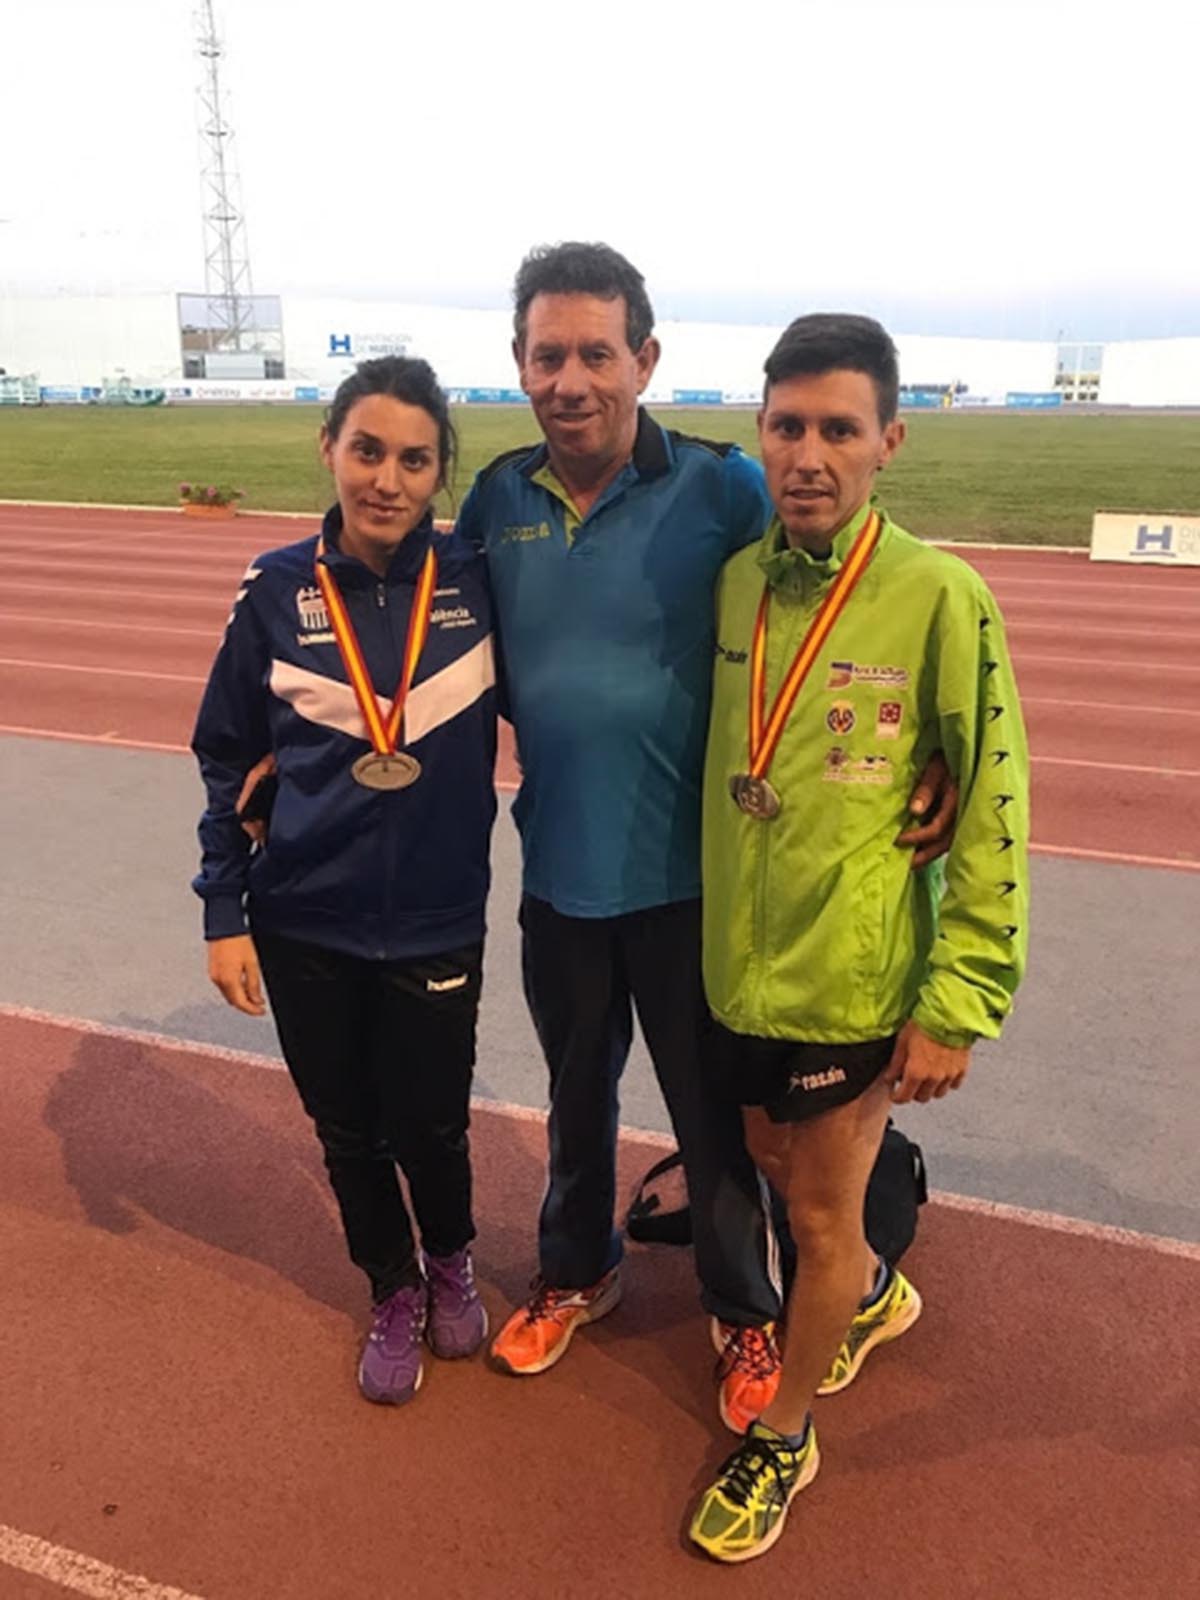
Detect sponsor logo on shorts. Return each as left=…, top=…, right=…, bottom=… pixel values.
left=789, top=1065, right=848, bottom=1093
left=876, top=700, right=903, bottom=739
left=823, top=748, right=893, bottom=785
left=826, top=660, right=910, bottom=690
left=826, top=699, right=856, bottom=735
left=427, top=973, right=469, bottom=993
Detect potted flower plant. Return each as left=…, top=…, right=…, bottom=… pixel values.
left=178, top=482, right=245, bottom=519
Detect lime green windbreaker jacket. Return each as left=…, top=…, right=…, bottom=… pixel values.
left=702, top=501, right=1030, bottom=1049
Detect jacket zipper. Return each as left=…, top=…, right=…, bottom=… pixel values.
left=753, top=577, right=818, bottom=1014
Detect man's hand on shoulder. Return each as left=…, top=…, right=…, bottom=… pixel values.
left=885, top=1021, right=970, bottom=1104
left=897, top=750, right=958, bottom=869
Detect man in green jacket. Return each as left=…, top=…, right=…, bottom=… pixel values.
left=689, top=314, right=1029, bottom=1563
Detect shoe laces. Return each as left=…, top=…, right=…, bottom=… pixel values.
left=426, top=1251, right=475, bottom=1310
left=716, top=1435, right=792, bottom=1510
left=371, top=1284, right=424, bottom=1341
left=717, top=1323, right=780, bottom=1383
left=524, top=1277, right=590, bottom=1325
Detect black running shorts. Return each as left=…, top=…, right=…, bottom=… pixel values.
left=706, top=1021, right=897, bottom=1124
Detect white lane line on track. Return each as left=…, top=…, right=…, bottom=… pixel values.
left=3, top=999, right=1198, bottom=1261
left=1034, top=754, right=1200, bottom=776
left=1, top=579, right=230, bottom=603
left=0, top=1523, right=207, bottom=1600
left=927, top=1192, right=1200, bottom=1262
left=0, top=724, right=190, bottom=753
left=6, top=691, right=1194, bottom=774
left=1, top=720, right=1191, bottom=788
left=0, top=497, right=314, bottom=521
left=990, top=579, right=1200, bottom=598
left=0, top=611, right=218, bottom=639
left=1024, top=695, right=1200, bottom=717
left=1003, top=597, right=1200, bottom=617
left=1031, top=841, right=1200, bottom=871
left=0, top=657, right=206, bottom=686
left=0, top=723, right=524, bottom=789
left=1008, top=620, right=1198, bottom=641
left=1018, top=652, right=1200, bottom=672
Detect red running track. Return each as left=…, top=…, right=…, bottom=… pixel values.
left=1, top=502, right=1198, bottom=870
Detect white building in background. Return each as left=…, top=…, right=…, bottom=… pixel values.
left=1094, top=339, right=1200, bottom=407
left=1, top=288, right=1197, bottom=406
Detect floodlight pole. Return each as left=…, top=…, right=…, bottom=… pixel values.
left=196, top=0, right=256, bottom=352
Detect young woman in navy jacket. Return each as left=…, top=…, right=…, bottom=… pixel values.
left=192, top=357, right=497, bottom=1405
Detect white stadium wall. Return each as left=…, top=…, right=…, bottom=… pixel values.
left=0, top=293, right=181, bottom=387
left=0, top=290, right=1196, bottom=406
left=1098, top=339, right=1200, bottom=407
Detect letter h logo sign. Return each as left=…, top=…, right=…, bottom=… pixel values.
left=329, top=333, right=353, bottom=356
left=1133, top=524, right=1174, bottom=556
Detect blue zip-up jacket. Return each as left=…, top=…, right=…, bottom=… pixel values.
left=192, top=506, right=497, bottom=960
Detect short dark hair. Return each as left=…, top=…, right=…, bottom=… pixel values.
left=513, top=241, right=655, bottom=354
left=763, top=314, right=900, bottom=425
left=324, top=356, right=458, bottom=483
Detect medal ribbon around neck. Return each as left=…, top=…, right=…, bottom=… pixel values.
left=315, top=534, right=438, bottom=756
left=747, top=510, right=882, bottom=781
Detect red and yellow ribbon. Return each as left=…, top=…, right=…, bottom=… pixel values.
left=315, top=536, right=439, bottom=755
left=747, top=510, right=882, bottom=780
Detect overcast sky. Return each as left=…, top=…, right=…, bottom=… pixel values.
left=2, top=0, right=1196, bottom=340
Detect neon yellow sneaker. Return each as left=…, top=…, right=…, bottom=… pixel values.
left=689, top=1419, right=820, bottom=1563
left=818, top=1266, right=922, bottom=1396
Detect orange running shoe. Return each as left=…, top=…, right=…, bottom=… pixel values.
left=712, top=1318, right=783, bottom=1434
left=490, top=1268, right=621, bottom=1375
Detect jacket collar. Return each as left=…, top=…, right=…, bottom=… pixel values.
left=517, top=406, right=671, bottom=486
left=757, top=498, right=882, bottom=589
left=318, top=503, right=437, bottom=583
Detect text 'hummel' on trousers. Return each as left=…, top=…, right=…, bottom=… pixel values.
left=254, top=928, right=481, bottom=1304
left=519, top=895, right=780, bottom=1327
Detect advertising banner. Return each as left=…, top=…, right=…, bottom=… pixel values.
left=1090, top=510, right=1200, bottom=566
left=1005, top=392, right=1063, bottom=409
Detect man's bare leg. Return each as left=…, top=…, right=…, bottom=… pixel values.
left=745, top=1075, right=894, bottom=1436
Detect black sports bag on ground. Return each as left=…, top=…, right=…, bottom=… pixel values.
left=625, top=1120, right=928, bottom=1268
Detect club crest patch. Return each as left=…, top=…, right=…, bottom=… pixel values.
left=826, top=700, right=856, bottom=735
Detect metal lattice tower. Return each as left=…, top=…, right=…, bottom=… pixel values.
left=195, top=1, right=257, bottom=351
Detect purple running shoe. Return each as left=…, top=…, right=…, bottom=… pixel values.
left=358, top=1283, right=427, bottom=1404
left=424, top=1248, right=488, bottom=1359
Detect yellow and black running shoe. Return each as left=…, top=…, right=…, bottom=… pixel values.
left=818, top=1266, right=922, bottom=1396
left=688, top=1420, right=820, bottom=1563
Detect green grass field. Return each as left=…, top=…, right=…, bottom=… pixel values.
left=1, top=405, right=1196, bottom=544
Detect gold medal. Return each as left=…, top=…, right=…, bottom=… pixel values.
left=352, top=751, right=422, bottom=791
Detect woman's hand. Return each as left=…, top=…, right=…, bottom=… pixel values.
left=208, top=935, right=266, bottom=1016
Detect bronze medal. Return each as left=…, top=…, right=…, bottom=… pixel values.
left=352, top=751, right=422, bottom=791
left=735, top=510, right=883, bottom=821
left=729, top=774, right=782, bottom=820
left=315, top=532, right=438, bottom=790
